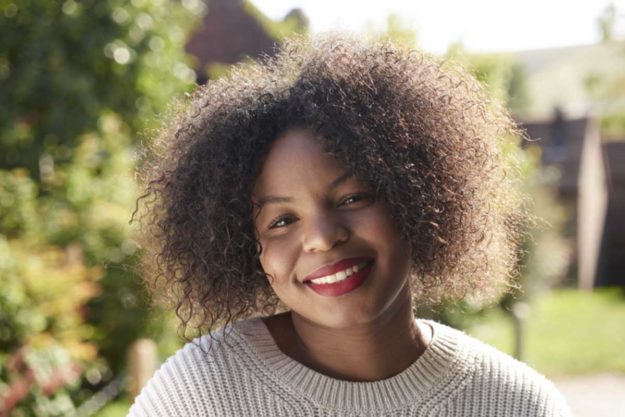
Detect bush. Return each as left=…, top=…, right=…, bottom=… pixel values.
left=0, top=0, right=203, bottom=413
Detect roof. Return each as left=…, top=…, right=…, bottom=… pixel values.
left=185, top=0, right=277, bottom=79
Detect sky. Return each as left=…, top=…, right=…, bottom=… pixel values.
left=252, top=0, right=625, bottom=54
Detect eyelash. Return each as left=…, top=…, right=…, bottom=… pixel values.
left=268, top=215, right=295, bottom=229
left=267, top=193, right=373, bottom=230
left=339, top=193, right=369, bottom=206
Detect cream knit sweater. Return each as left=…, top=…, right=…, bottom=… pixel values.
left=128, top=318, right=571, bottom=416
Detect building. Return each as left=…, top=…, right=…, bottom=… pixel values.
left=520, top=113, right=625, bottom=288
left=598, top=141, right=625, bottom=286
left=185, top=0, right=307, bottom=83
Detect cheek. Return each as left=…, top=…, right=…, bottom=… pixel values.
left=258, top=235, right=300, bottom=285
left=355, top=207, right=411, bottom=267
left=354, top=206, right=400, bottom=241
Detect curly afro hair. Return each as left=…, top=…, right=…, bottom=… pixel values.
left=136, top=33, right=524, bottom=336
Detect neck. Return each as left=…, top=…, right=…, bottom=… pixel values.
left=266, top=287, right=430, bottom=382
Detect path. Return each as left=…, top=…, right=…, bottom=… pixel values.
left=553, top=374, right=625, bottom=416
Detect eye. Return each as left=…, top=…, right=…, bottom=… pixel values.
left=268, top=214, right=297, bottom=229
left=339, top=193, right=373, bottom=207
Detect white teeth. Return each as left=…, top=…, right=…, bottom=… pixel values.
left=308, top=261, right=368, bottom=285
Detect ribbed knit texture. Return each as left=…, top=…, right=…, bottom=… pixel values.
left=128, top=319, right=571, bottom=416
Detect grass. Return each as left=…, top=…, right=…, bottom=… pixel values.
left=465, top=288, right=625, bottom=377
left=93, top=400, right=130, bottom=417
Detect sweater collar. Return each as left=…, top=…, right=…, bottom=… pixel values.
left=233, top=317, right=462, bottom=411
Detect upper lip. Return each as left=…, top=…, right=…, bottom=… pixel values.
left=302, top=256, right=372, bottom=282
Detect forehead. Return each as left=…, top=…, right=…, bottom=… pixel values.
left=252, top=128, right=348, bottom=196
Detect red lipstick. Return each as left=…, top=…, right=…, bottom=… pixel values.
left=303, top=257, right=373, bottom=297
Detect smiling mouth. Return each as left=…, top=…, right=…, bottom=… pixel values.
left=303, top=259, right=374, bottom=297
left=305, top=261, right=369, bottom=285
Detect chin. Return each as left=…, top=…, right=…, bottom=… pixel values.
left=312, top=303, right=387, bottom=330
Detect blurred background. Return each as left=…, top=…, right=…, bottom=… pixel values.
left=1, top=0, right=624, bottom=416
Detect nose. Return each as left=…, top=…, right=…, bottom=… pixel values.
left=301, top=214, right=350, bottom=253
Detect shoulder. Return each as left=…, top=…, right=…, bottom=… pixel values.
left=127, top=319, right=263, bottom=417
left=429, top=322, right=572, bottom=417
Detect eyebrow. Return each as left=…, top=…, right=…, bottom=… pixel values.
left=255, top=171, right=353, bottom=209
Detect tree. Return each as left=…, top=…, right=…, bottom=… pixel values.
left=0, top=0, right=202, bottom=414
left=365, top=14, right=418, bottom=50
left=446, top=43, right=531, bottom=116
left=243, top=1, right=309, bottom=41
left=598, top=3, right=618, bottom=42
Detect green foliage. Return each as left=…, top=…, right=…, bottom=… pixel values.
left=0, top=237, right=100, bottom=416
left=512, top=146, right=570, bottom=298
left=601, top=112, right=625, bottom=139
left=581, top=44, right=625, bottom=138
left=364, top=14, right=418, bottom=50
left=592, top=5, right=625, bottom=137
left=0, top=0, right=199, bottom=176
left=205, top=61, right=235, bottom=81
left=0, top=238, right=100, bottom=354
left=0, top=0, right=201, bottom=413
left=445, top=44, right=531, bottom=115
left=597, top=3, right=618, bottom=42
left=507, top=63, right=531, bottom=116
left=0, top=169, right=38, bottom=238
left=242, top=1, right=308, bottom=41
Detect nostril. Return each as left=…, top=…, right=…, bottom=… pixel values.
left=302, top=221, right=350, bottom=252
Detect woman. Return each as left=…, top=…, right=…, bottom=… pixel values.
left=129, top=34, right=571, bottom=416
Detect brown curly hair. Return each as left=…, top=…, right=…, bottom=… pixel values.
left=135, top=33, right=524, bottom=337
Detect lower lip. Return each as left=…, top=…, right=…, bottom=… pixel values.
left=305, top=262, right=373, bottom=297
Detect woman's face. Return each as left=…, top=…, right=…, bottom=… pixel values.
left=253, top=128, right=412, bottom=329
